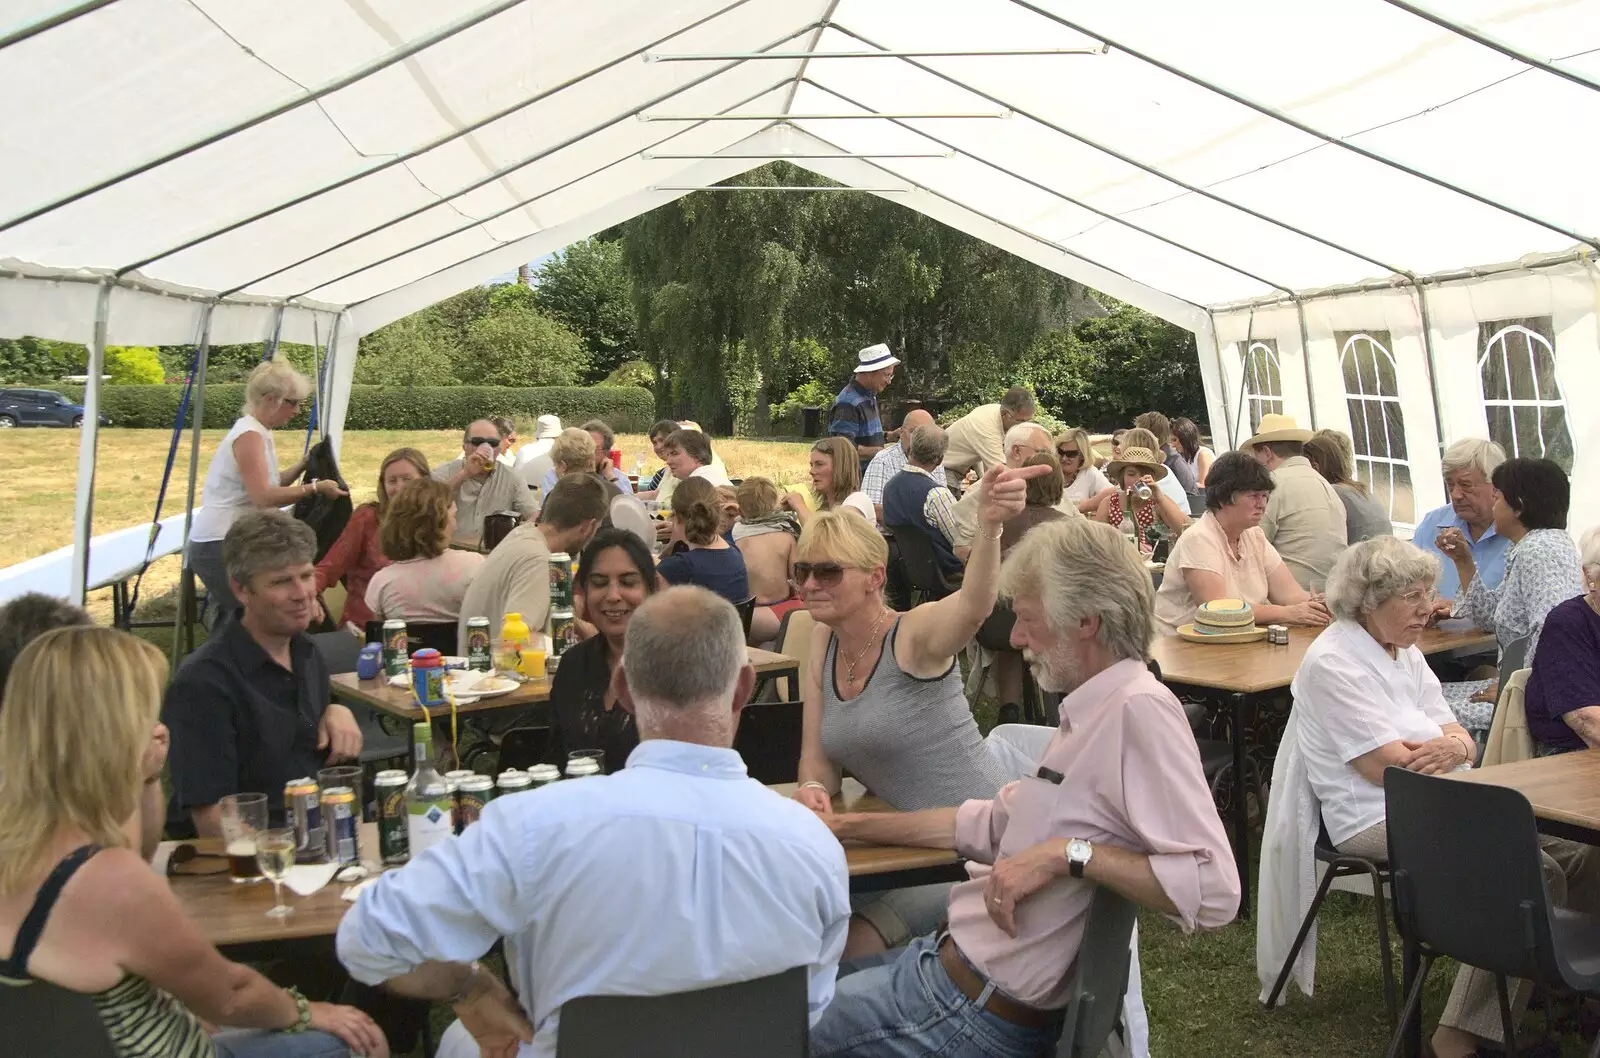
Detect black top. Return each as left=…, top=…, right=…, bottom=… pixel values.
left=0, top=844, right=100, bottom=980
left=546, top=634, right=638, bottom=774
left=162, top=616, right=330, bottom=831
left=656, top=546, right=751, bottom=605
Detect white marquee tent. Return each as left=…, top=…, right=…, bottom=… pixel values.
left=2, top=0, right=1598, bottom=600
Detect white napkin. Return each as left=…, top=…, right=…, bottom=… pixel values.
left=341, top=876, right=381, bottom=902
left=283, top=862, right=339, bottom=896
left=448, top=668, right=491, bottom=695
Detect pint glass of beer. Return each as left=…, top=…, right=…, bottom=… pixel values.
left=220, top=792, right=268, bottom=884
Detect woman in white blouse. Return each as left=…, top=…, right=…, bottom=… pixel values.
left=1054, top=427, right=1115, bottom=514
left=187, top=359, right=346, bottom=626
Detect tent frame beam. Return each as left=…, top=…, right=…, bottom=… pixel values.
left=646, top=47, right=1105, bottom=60
left=652, top=184, right=908, bottom=191
left=1006, top=0, right=1600, bottom=251
left=640, top=111, right=1009, bottom=120
left=642, top=151, right=953, bottom=158
left=0, top=0, right=119, bottom=52
left=172, top=302, right=213, bottom=661
left=780, top=0, right=839, bottom=115
left=1, top=0, right=531, bottom=234
left=110, top=0, right=782, bottom=279
left=1378, top=0, right=1600, bottom=95
left=68, top=281, right=111, bottom=603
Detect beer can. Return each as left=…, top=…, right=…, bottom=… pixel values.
left=321, top=787, right=359, bottom=865
left=565, top=756, right=600, bottom=779
left=465, top=617, right=492, bottom=671
left=374, top=769, right=409, bottom=866
left=457, top=775, right=493, bottom=831
left=285, top=777, right=325, bottom=864
left=496, top=769, right=532, bottom=797
left=527, top=763, right=560, bottom=788
left=444, top=770, right=474, bottom=832
left=549, top=608, right=577, bottom=669
left=382, top=619, right=409, bottom=677
left=548, top=552, right=573, bottom=610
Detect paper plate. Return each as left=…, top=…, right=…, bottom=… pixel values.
left=449, top=675, right=521, bottom=703
left=1177, top=623, right=1267, bottom=644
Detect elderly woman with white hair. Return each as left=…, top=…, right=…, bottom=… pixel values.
left=187, top=358, right=346, bottom=626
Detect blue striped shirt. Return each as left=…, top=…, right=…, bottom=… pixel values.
left=828, top=379, right=883, bottom=448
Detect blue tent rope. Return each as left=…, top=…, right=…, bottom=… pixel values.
left=126, top=340, right=202, bottom=619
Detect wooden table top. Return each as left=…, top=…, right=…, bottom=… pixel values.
left=1149, top=619, right=1495, bottom=695
left=1448, top=749, right=1600, bottom=834
left=174, top=780, right=956, bottom=947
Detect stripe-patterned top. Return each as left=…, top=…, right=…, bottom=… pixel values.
left=0, top=844, right=213, bottom=1058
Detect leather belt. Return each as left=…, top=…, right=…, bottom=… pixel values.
left=936, top=936, right=1063, bottom=1030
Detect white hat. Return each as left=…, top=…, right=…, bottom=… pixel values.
left=854, top=343, right=901, bottom=374
left=534, top=414, right=562, bottom=440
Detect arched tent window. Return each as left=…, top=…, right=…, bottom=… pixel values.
left=1477, top=317, right=1574, bottom=472
left=1337, top=330, right=1413, bottom=526
left=1237, top=338, right=1283, bottom=436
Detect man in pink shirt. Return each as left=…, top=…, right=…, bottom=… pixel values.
left=810, top=518, right=1240, bottom=1057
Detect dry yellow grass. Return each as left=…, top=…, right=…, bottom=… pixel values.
left=0, top=428, right=815, bottom=621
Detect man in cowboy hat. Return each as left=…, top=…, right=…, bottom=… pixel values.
left=829, top=343, right=900, bottom=463
left=1241, top=413, right=1347, bottom=590
left=942, top=386, right=1037, bottom=488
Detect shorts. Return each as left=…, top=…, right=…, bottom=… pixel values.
left=850, top=882, right=953, bottom=949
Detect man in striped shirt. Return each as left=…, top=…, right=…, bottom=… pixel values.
left=829, top=344, right=900, bottom=464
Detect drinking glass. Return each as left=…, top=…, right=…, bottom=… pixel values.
left=256, top=828, right=297, bottom=918
left=567, top=748, right=606, bottom=777
left=220, top=793, right=267, bottom=885
left=319, top=766, right=365, bottom=857
left=491, top=638, right=523, bottom=680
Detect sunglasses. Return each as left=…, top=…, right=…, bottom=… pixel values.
left=1057, top=448, right=1081, bottom=459
left=467, top=436, right=500, bottom=449
left=794, top=562, right=847, bottom=587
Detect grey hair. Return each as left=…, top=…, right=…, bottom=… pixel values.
left=1002, top=421, right=1050, bottom=456
left=1581, top=525, right=1600, bottom=582
left=1441, top=438, right=1506, bottom=481
left=999, top=518, right=1154, bottom=662
left=243, top=358, right=311, bottom=416
left=1000, top=386, right=1036, bottom=417
left=223, top=509, right=317, bottom=587
left=908, top=423, right=948, bottom=467
left=623, top=587, right=746, bottom=713
left=1324, top=536, right=1440, bottom=621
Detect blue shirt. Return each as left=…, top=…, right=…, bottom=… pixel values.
left=656, top=546, right=751, bottom=605
left=1411, top=503, right=1510, bottom=599
left=541, top=466, right=633, bottom=496
left=828, top=379, right=884, bottom=449
left=337, top=741, right=851, bottom=1057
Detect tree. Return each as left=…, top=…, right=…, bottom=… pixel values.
left=532, top=238, right=636, bottom=382
left=353, top=315, right=456, bottom=387
left=463, top=303, right=587, bottom=387
left=0, top=336, right=80, bottom=384
left=105, top=346, right=165, bottom=384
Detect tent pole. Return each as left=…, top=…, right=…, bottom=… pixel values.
left=173, top=304, right=212, bottom=663
left=780, top=0, right=840, bottom=113
left=1294, top=298, right=1317, bottom=429
left=68, top=282, right=112, bottom=604
left=1228, top=310, right=1256, bottom=446
left=1408, top=277, right=1448, bottom=451
left=1378, top=0, right=1600, bottom=95
left=1206, top=311, right=1234, bottom=451
left=0, top=0, right=119, bottom=51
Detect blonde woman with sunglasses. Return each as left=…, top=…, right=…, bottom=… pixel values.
left=791, top=462, right=1052, bottom=959
left=1054, top=428, right=1116, bottom=515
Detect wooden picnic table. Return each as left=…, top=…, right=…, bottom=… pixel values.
left=170, top=780, right=960, bottom=948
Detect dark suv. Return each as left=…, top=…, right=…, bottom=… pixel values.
left=0, top=388, right=109, bottom=428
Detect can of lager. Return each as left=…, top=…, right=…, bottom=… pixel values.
left=548, top=552, right=573, bottom=611
left=465, top=616, right=492, bottom=671
left=382, top=619, right=409, bottom=677
left=527, top=763, right=560, bottom=789
left=374, top=770, right=409, bottom=865
left=444, top=770, right=474, bottom=833
left=549, top=608, right=577, bottom=669
left=285, top=777, right=325, bottom=864
left=496, top=770, right=532, bottom=797
left=321, top=787, right=359, bottom=865
left=457, top=775, right=493, bottom=830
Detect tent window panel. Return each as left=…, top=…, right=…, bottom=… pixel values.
left=1240, top=339, right=1283, bottom=433
left=1477, top=317, right=1573, bottom=472
left=1337, top=330, right=1412, bottom=526
left=1384, top=400, right=1408, bottom=460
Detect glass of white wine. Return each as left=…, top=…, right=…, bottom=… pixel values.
left=256, top=828, right=296, bottom=919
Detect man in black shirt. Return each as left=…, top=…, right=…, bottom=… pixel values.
left=164, top=509, right=363, bottom=836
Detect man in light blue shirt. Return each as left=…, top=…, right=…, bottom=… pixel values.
left=1410, top=438, right=1510, bottom=600
left=337, top=587, right=851, bottom=1057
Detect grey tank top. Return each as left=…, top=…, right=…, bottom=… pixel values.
left=819, top=620, right=1008, bottom=810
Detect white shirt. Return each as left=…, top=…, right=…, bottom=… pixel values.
left=1062, top=465, right=1112, bottom=508
left=515, top=437, right=555, bottom=469
left=1290, top=619, right=1459, bottom=845
left=840, top=491, right=874, bottom=521
left=190, top=414, right=276, bottom=542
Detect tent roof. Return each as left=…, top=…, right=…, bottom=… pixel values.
left=4, top=0, right=1598, bottom=337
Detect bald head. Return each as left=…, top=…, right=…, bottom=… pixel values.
left=618, top=586, right=754, bottom=743
left=898, top=409, right=935, bottom=454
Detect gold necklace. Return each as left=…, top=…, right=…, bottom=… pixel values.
left=845, top=608, right=892, bottom=687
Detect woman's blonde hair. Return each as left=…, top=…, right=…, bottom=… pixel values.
left=380, top=477, right=453, bottom=561
left=671, top=476, right=722, bottom=546
left=243, top=357, right=311, bottom=416
left=373, top=447, right=431, bottom=517
left=796, top=509, right=888, bottom=571
left=736, top=477, right=779, bottom=519
left=551, top=427, right=597, bottom=474
left=811, top=437, right=862, bottom=509
left=0, top=627, right=166, bottom=894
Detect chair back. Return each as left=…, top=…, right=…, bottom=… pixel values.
left=975, top=604, right=1016, bottom=653
left=0, top=979, right=119, bottom=1058
left=310, top=630, right=364, bottom=674
left=497, top=726, right=554, bottom=772
left=1384, top=768, right=1559, bottom=983
left=609, top=494, right=655, bottom=551
left=771, top=608, right=814, bottom=703
left=556, top=966, right=808, bottom=1058
left=735, top=597, right=756, bottom=640
left=1498, top=633, right=1532, bottom=700
left=733, top=700, right=802, bottom=784
left=1480, top=668, right=1534, bottom=768
left=1053, top=887, right=1139, bottom=1058
left=890, top=526, right=957, bottom=600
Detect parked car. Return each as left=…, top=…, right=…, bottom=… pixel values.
left=0, top=388, right=110, bottom=428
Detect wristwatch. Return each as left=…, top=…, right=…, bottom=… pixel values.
left=1065, top=839, right=1093, bottom=879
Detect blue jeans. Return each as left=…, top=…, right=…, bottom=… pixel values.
left=810, top=933, right=1060, bottom=1057
left=212, top=1029, right=349, bottom=1058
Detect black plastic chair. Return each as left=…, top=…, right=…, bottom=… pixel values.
left=1052, top=886, right=1139, bottom=1058
left=497, top=726, right=555, bottom=773
left=735, top=596, right=756, bottom=640
left=1174, top=676, right=1266, bottom=831
left=1263, top=818, right=1396, bottom=1027
left=0, top=979, right=119, bottom=1058
left=556, top=965, right=808, bottom=1057
left=734, top=700, right=803, bottom=784
left=1382, top=768, right=1600, bottom=1058
left=975, top=604, right=1044, bottom=725
left=888, top=524, right=960, bottom=604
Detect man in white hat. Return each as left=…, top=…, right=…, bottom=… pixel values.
left=829, top=343, right=900, bottom=463
left=514, top=413, right=563, bottom=470
left=1241, top=413, right=1348, bottom=589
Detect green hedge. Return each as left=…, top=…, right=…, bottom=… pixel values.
left=57, top=384, right=656, bottom=433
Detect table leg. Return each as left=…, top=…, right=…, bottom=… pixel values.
left=1232, top=692, right=1251, bottom=919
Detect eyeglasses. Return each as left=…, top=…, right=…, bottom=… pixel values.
left=280, top=397, right=303, bottom=407
left=467, top=436, right=500, bottom=449
left=794, top=562, right=846, bottom=587
left=1057, top=448, right=1081, bottom=459
left=1399, top=587, right=1441, bottom=608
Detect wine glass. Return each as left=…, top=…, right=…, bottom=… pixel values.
left=256, top=828, right=297, bottom=918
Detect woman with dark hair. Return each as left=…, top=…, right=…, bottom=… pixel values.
left=544, top=529, right=661, bottom=772
left=1304, top=431, right=1392, bottom=543
left=1170, top=416, right=1214, bottom=488
left=1154, top=451, right=1330, bottom=636
left=657, top=477, right=751, bottom=605
left=1437, top=457, right=1585, bottom=730
left=315, top=447, right=430, bottom=629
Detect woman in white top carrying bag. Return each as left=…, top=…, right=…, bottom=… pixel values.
left=186, top=359, right=347, bottom=626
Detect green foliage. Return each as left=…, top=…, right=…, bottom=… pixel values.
left=600, top=359, right=654, bottom=388
left=463, top=303, right=587, bottom=387
left=352, top=315, right=456, bottom=387
left=769, top=378, right=834, bottom=433
left=532, top=238, right=637, bottom=381
left=0, top=336, right=83, bottom=384
left=104, top=346, right=165, bottom=385
left=55, top=384, right=655, bottom=433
